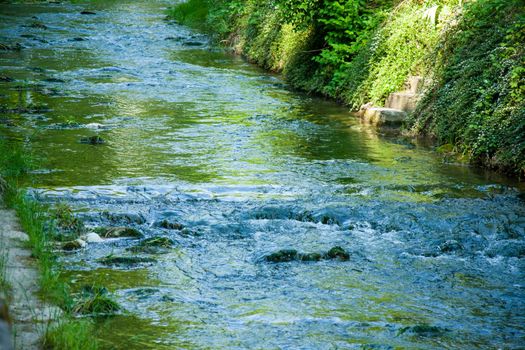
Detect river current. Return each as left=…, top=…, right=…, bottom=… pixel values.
left=1, top=1, right=524, bottom=349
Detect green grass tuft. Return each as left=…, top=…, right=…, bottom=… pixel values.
left=43, top=319, right=98, bottom=350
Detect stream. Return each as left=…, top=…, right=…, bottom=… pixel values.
left=1, top=1, right=524, bottom=349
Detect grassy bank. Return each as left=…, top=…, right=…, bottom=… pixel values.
left=0, top=138, right=98, bottom=350
left=169, top=0, right=525, bottom=177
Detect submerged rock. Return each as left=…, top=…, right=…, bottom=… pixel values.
left=182, top=41, right=204, bottom=47
left=126, top=237, right=174, bottom=254
left=62, top=238, right=86, bottom=251
left=324, top=246, right=350, bottom=261
left=103, top=212, right=146, bottom=224
left=80, top=135, right=104, bottom=145
left=398, top=324, right=447, bottom=337
left=139, top=237, right=174, bottom=248
left=0, top=75, right=14, bottom=82
left=157, top=219, right=184, bottom=230
left=97, top=255, right=156, bottom=266
left=439, top=240, right=463, bottom=253
left=43, top=78, right=66, bottom=83
left=0, top=43, right=22, bottom=51
left=99, top=227, right=143, bottom=239
left=265, top=246, right=350, bottom=263
left=26, top=22, right=48, bottom=30
left=265, top=249, right=298, bottom=263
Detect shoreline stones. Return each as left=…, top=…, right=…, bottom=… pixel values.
left=265, top=246, right=350, bottom=263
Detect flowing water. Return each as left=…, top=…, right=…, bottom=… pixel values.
left=1, top=1, right=524, bottom=349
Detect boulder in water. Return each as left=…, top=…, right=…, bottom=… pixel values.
left=99, top=227, right=143, bottom=239
left=324, top=246, right=350, bottom=261
left=103, top=212, right=146, bottom=224
left=398, top=324, right=447, bottom=337
left=157, top=219, right=184, bottom=230
left=265, top=249, right=298, bottom=263
left=126, top=237, right=174, bottom=254
left=62, top=239, right=87, bottom=251
left=299, top=253, right=322, bottom=262
left=97, top=255, right=156, bottom=266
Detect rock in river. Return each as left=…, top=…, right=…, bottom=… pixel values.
left=324, top=246, right=350, bottom=261
left=62, top=238, right=87, bottom=251
left=265, top=249, right=298, bottom=263
left=97, top=255, right=156, bottom=266
left=126, top=237, right=174, bottom=254
left=99, top=227, right=143, bottom=239
left=157, top=219, right=184, bottom=230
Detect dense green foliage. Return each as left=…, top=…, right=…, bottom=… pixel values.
left=169, top=0, right=525, bottom=175
left=411, top=0, right=525, bottom=174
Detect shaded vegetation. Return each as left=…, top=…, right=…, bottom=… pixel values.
left=169, top=0, right=525, bottom=176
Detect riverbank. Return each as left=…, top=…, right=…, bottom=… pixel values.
left=0, top=140, right=97, bottom=349
left=1, top=1, right=524, bottom=348
left=169, top=0, right=525, bottom=177
left=0, top=203, right=60, bottom=349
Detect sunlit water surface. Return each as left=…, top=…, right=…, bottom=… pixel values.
left=1, top=1, right=524, bottom=349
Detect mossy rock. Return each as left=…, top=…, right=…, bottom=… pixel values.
left=99, top=227, right=143, bottom=239
left=265, top=249, right=298, bottom=263
left=62, top=239, right=86, bottom=251
left=103, top=212, right=146, bottom=224
left=398, top=324, right=447, bottom=337
left=126, top=237, right=174, bottom=254
left=299, top=253, right=322, bottom=262
left=97, top=255, right=156, bottom=266
left=140, top=237, right=174, bottom=248
left=157, top=219, right=184, bottom=230
left=324, top=246, right=350, bottom=261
